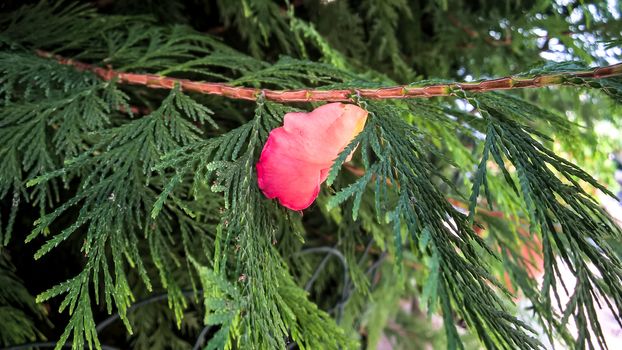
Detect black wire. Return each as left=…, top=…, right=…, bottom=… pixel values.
left=329, top=251, right=388, bottom=319
left=192, top=325, right=212, bottom=350
left=288, top=243, right=388, bottom=350
left=296, top=246, right=349, bottom=295
left=366, top=251, right=388, bottom=277
left=359, top=238, right=375, bottom=266
left=95, top=289, right=201, bottom=333
left=332, top=238, right=377, bottom=317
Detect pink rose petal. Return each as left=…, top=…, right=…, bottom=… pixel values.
left=257, top=103, right=368, bottom=210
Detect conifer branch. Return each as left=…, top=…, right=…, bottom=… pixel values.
left=38, top=50, right=622, bottom=102
left=3, top=2, right=622, bottom=348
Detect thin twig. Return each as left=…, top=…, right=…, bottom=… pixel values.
left=37, top=50, right=622, bottom=103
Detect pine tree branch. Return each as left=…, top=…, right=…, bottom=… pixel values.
left=37, top=50, right=622, bottom=103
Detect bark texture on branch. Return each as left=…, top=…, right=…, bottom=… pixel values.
left=38, top=50, right=622, bottom=103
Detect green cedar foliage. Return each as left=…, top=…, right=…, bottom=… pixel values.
left=0, top=249, right=45, bottom=347
left=1, top=1, right=622, bottom=349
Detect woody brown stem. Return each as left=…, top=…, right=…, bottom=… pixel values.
left=37, top=50, right=622, bottom=103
